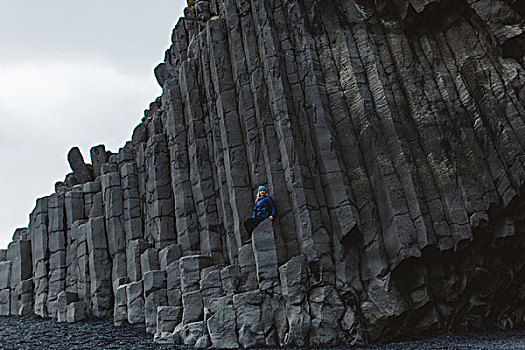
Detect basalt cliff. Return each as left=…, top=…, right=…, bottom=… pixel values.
left=1, top=0, right=525, bottom=347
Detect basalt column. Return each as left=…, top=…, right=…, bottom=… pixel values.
left=28, top=197, right=49, bottom=317
left=144, top=130, right=176, bottom=250
left=46, top=193, right=67, bottom=319
left=1, top=0, right=525, bottom=347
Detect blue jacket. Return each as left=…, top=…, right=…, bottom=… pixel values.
left=252, top=196, right=276, bottom=219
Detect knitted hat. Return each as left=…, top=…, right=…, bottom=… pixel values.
left=257, top=185, right=267, bottom=193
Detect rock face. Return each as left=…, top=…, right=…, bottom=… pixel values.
left=1, top=0, right=525, bottom=347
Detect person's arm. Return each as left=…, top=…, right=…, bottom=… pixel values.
left=268, top=197, right=276, bottom=219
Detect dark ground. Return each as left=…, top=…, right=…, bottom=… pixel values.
left=0, top=314, right=524, bottom=350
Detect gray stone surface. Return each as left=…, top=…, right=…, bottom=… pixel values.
left=182, top=290, right=203, bottom=324
left=238, top=244, right=258, bottom=292
left=200, top=266, right=223, bottom=305
left=67, top=301, right=88, bottom=323
left=179, top=255, right=213, bottom=294
left=46, top=192, right=66, bottom=319
left=0, top=261, right=11, bottom=290
left=140, top=248, right=159, bottom=275
left=145, top=289, right=168, bottom=334
left=67, top=147, right=94, bottom=184
left=120, top=162, right=143, bottom=242
left=112, top=253, right=128, bottom=292
left=83, top=181, right=101, bottom=218
left=65, top=190, right=84, bottom=294
left=65, top=189, right=85, bottom=229
left=155, top=305, right=182, bottom=334
left=0, top=289, right=10, bottom=315
left=86, top=217, right=113, bottom=318
left=90, top=144, right=108, bottom=177
left=144, top=133, right=176, bottom=249
left=101, top=163, right=117, bottom=175
left=153, top=331, right=176, bottom=344
left=2, top=1, right=525, bottom=348
left=251, top=219, right=279, bottom=291
left=203, top=294, right=232, bottom=320
left=143, top=270, right=166, bottom=297
left=7, top=240, right=32, bottom=287
left=118, top=144, right=134, bottom=165
left=57, top=291, right=78, bottom=323
left=127, top=239, right=148, bottom=282
left=207, top=304, right=239, bottom=348
left=30, top=196, right=49, bottom=318
left=75, top=220, right=90, bottom=308
left=309, top=286, right=346, bottom=346
left=159, top=244, right=182, bottom=270
left=101, top=172, right=126, bottom=258
left=127, top=281, right=145, bottom=325
left=166, top=260, right=182, bottom=307
left=114, top=284, right=128, bottom=326
left=15, top=279, right=34, bottom=316
left=7, top=239, right=33, bottom=317
left=12, top=228, right=29, bottom=241
left=89, top=192, right=104, bottom=218
left=233, top=290, right=265, bottom=348
left=194, top=334, right=211, bottom=349
left=279, top=255, right=310, bottom=346
left=220, top=265, right=240, bottom=294
left=176, top=320, right=207, bottom=346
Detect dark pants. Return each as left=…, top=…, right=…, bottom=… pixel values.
left=243, top=217, right=266, bottom=238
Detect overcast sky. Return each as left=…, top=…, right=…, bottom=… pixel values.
left=0, top=1, right=187, bottom=249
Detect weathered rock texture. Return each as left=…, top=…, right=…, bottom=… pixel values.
left=2, top=0, right=525, bottom=346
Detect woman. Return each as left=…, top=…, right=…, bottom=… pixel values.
left=252, top=185, right=275, bottom=220
left=243, top=185, right=276, bottom=242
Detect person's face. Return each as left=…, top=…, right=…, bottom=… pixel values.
left=259, top=189, right=266, bottom=196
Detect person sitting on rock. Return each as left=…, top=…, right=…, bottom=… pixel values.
left=243, top=185, right=276, bottom=242
left=252, top=185, right=275, bottom=220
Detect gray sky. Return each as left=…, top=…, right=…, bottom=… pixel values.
left=0, top=1, right=187, bottom=248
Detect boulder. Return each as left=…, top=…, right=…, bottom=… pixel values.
left=67, top=147, right=94, bottom=184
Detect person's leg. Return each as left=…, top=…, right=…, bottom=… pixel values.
left=243, top=217, right=265, bottom=243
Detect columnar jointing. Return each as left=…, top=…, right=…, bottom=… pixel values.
left=1, top=0, right=525, bottom=347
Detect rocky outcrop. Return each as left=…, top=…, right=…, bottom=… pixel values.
left=1, top=0, right=525, bottom=347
